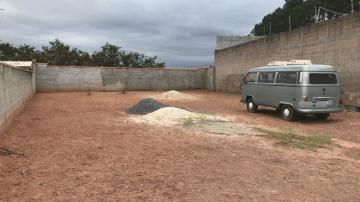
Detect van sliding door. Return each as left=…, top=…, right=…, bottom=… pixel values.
left=257, top=72, right=276, bottom=106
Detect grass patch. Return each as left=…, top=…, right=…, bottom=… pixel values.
left=181, top=114, right=227, bottom=126
left=255, top=128, right=333, bottom=150
left=182, top=117, right=195, bottom=125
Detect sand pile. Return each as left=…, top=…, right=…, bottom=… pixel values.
left=132, top=107, right=227, bottom=126
left=159, top=90, right=193, bottom=99
left=128, top=98, right=168, bottom=115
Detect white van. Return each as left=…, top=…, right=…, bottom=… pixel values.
left=241, top=61, right=343, bottom=121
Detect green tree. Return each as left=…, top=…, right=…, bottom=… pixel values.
left=42, top=39, right=81, bottom=65
left=0, top=39, right=165, bottom=67
left=17, top=45, right=43, bottom=61
left=144, top=56, right=165, bottom=68
left=121, top=51, right=164, bottom=68
left=91, top=43, right=165, bottom=68
left=91, top=43, right=123, bottom=67
left=73, top=50, right=91, bottom=66
left=0, top=42, right=18, bottom=60
left=252, top=0, right=360, bottom=36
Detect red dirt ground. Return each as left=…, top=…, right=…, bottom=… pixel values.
left=0, top=91, right=359, bottom=201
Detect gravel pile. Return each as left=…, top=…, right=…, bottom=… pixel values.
left=127, top=98, right=168, bottom=115
left=132, top=107, right=227, bottom=126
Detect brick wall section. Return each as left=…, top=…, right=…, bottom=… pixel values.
left=215, top=12, right=360, bottom=107
left=0, top=63, right=35, bottom=136
left=36, top=64, right=215, bottom=92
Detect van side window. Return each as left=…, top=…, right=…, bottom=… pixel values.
left=276, top=72, right=298, bottom=84
left=258, top=72, right=276, bottom=83
left=245, top=72, right=257, bottom=82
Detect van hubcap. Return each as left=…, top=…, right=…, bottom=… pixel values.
left=283, top=109, right=290, bottom=117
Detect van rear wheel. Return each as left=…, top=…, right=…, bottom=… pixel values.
left=316, top=113, right=330, bottom=120
left=246, top=98, right=258, bottom=113
left=281, top=105, right=296, bottom=121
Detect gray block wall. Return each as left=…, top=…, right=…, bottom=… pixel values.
left=206, top=68, right=215, bottom=90
left=36, top=64, right=103, bottom=91
left=36, top=64, right=215, bottom=92
left=215, top=12, right=360, bottom=107
left=0, top=63, right=35, bottom=136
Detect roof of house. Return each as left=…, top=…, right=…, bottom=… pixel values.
left=0, top=61, right=33, bottom=67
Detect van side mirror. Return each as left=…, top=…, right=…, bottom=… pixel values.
left=243, top=77, right=247, bottom=84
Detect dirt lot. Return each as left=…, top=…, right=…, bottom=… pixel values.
left=0, top=91, right=359, bottom=201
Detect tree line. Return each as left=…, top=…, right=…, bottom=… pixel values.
left=252, top=0, right=360, bottom=36
left=0, top=39, right=165, bottom=68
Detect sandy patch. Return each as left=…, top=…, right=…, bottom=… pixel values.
left=157, top=90, right=196, bottom=100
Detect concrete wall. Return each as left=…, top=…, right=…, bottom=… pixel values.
left=0, top=63, right=35, bottom=136
left=36, top=64, right=103, bottom=91
left=206, top=68, right=215, bottom=90
left=36, top=64, right=215, bottom=92
left=215, top=12, right=360, bottom=107
left=216, top=36, right=265, bottom=50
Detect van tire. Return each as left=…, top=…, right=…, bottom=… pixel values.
left=316, top=113, right=330, bottom=120
left=281, top=105, right=296, bottom=121
left=246, top=98, right=258, bottom=113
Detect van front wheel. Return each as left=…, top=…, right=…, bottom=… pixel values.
left=246, top=99, right=258, bottom=113
left=281, top=105, right=296, bottom=121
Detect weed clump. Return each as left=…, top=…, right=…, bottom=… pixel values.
left=255, top=128, right=333, bottom=150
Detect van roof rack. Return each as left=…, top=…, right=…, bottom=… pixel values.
left=267, top=60, right=312, bottom=66
left=288, top=60, right=312, bottom=65
left=267, top=61, right=288, bottom=66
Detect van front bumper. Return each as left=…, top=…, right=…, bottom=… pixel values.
left=296, top=107, right=344, bottom=114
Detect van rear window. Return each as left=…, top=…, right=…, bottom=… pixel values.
left=309, top=73, right=337, bottom=84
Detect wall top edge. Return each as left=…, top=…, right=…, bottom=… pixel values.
left=45, top=65, right=211, bottom=71
left=215, top=11, right=360, bottom=53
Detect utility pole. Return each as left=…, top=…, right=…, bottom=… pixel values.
left=0, top=8, right=5, bottom=42
left=0, top=9, right=4, bottom=42
left=289, top=15, right=292, bottom=31
left=325, top=11, right=328, bottom=20
left=269, top=23, right=272, bottom=35
left=263, top=27, right=266, bottom=36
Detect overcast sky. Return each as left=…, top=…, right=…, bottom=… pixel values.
left=0, top=0, right=284, bottom=67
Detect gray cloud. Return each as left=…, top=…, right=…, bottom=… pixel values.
left=0, top=0, right=284, bottom=66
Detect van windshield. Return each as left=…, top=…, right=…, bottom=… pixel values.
left=309, top=73, right=337, bottom=84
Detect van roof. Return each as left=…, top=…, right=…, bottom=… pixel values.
left=248, top=64, right=336, bottom=72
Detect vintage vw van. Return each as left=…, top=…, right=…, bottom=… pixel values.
left=241, top=61, right=343, bottom=121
